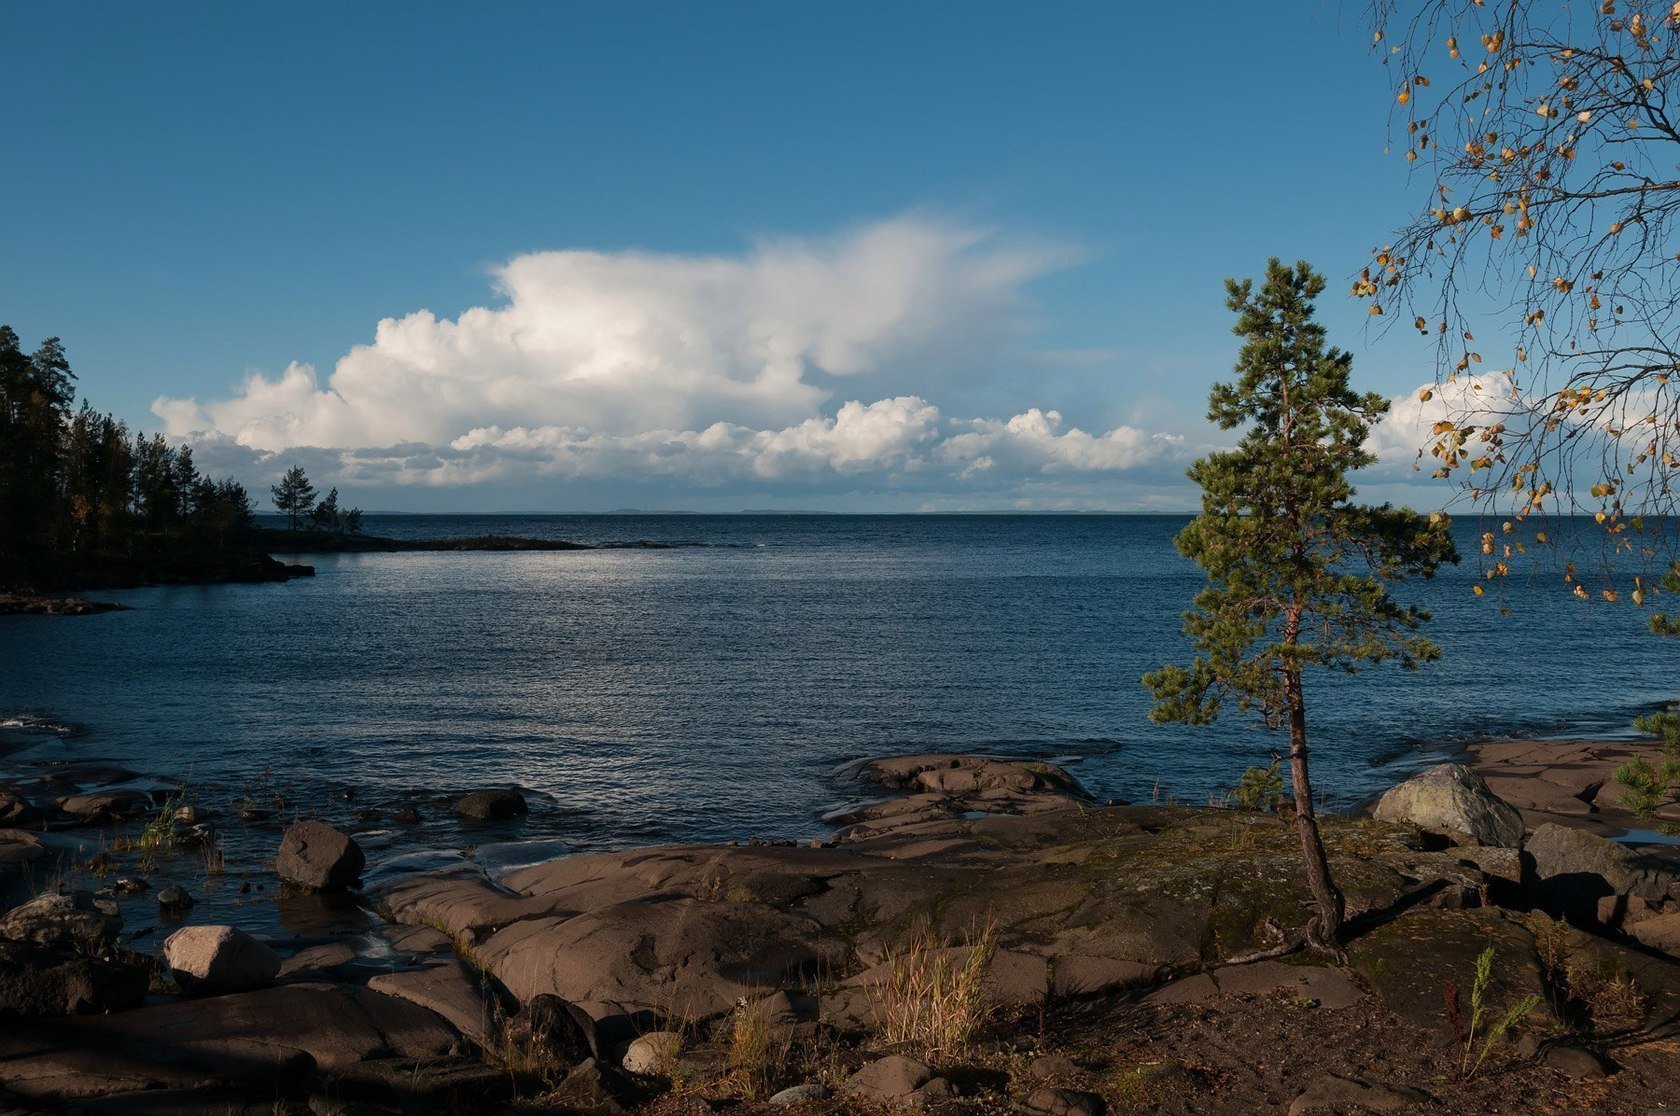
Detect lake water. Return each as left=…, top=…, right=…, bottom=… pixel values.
left=1, top=514, right=1674, bottom=860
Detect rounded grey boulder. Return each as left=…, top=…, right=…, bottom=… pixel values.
left=618, top=1030, right=682, bottom=1076
left=277, top=820, right=365, bottom=891
left=163, top=924, right=280, bottom=995
left=1371, top=763, right=1524, bottom=847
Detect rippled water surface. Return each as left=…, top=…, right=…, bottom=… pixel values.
left=2, top=514, right=1675, bottom=854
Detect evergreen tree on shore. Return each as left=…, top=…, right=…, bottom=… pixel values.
left=1144, top=260, right=1458, bottom=952
left=270, top=466, right=317, bottom=532
left=0, top=325, right=260, bottom=590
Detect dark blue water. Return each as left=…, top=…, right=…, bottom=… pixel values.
left=1, top=514, right=1674, bottom=853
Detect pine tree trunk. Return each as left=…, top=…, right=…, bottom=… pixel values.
left=1283, top=662, right=1345, bottom=949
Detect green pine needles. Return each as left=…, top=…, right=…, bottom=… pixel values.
left=1143, top=259, right=1458, bottom=951
left=1617, top=559, right=1680, bottom=834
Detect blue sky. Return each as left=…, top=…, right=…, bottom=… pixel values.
left=1, top=2, right=1458, bottom=512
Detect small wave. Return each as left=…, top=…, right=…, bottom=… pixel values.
left=0, top=713, right=83, bottom=737
left=593, top=540, right=752, bottom=550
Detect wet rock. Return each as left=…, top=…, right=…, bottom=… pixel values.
left=278, top=941, right=358, bottom=979
left=392, top=807, right=421, bottom=824
left=1525, top=822, right=1670, bottom=920
left=455, top=788, right=528, bottom=821
left=769, top=1082, right=833, bottom=1106
left=163, top=925, right=281, bottom=995
left=55, top=790, right=152, bottom=823
left=112, top=876, right=148, bottom=895
left=277, top=820, right=365, bottom=891
left=157, top=885, right=194, bottom=912
left=845, top=1055, right=933, bottom=1103
left=619, top=1029, right=682, bottom=1076
left=0, top=940, right=147, bottom=1017
left=381, top=923, right=451, bottom=954
left=1372, top=763, right=1525, bottom=847
left=1021, top=1087, right=1104, bottom=1116
left=0, top=793, right=48, bottom=827
left=0, top=890, right=121, bottom=951
left=173, top=805, right=202, bottom=825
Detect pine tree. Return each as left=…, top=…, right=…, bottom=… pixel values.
left=1144, top=259, right=1458, bottom=952
left=310, top=486, right=341, bottom=532
left=270, top=465, right=316, bottom=531
left=1615, top=561, right=1680, bottom=834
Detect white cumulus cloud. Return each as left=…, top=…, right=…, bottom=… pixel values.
left=157, top=217, right=1066, bottom=452
left=157, top=217, right=1203, bottom=506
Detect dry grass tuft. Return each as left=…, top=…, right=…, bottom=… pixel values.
left=867, top=920, right=997, bottom=1055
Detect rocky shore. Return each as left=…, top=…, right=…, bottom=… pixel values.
left=1, top=746, right=1678, bottom=1115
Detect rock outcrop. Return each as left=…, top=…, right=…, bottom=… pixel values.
left=0, top=940, right=148, bottom=1018
left=1525, top=821, right=1674, bottom=919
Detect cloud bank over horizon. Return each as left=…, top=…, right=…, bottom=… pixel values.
left=156, top=216, right=1448, bottom=512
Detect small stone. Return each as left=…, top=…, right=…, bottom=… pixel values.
left=769, top=1083, right=833, bottom=1106
left=1021, top=1087, right=1104, bottom=1116
left=1028, top=1053, right=1080, bottom=1081
left=619, top=1029, right=682, bottom=1076
left=918, top=1077, right=955, bottom=1101
left=173, top=805, right=201, bottom=825
left=163, top=924, right=281, bottom=995
left=551, top=1058, right=629, bottom=1112
left=157, top=885, right=194, bottom=911
left=356, top=808, right=383, bottom=822
left=393, top=807, right=421, bottom=824
left=1288, top=1074, right=1427, bottom=1115
left=1541, top=1042, right=1612, bottom=1079
left=455, top=789, right=528, bottom=821
left=845, top=1055, right=933, bottom=1103
left=113, top=876, right=149, bottom=894
left=277, top=820, right=365, bottom=891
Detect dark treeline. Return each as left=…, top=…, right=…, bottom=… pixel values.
left=0, top=326, right=291, bottom=592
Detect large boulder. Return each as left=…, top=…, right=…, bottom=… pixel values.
left=455, top=789, right=528, bottom=821
left=0, top=890, right=121, bottom=952
left=163, top=925, right=281, bottom=995
left=1525, top=822, right=1671, bottom=920
left=276, top=820, right=365, bottom=891
left=1371, top=763, right=1525, bottom=847
left=0, top=941, right=148, bottom=1018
